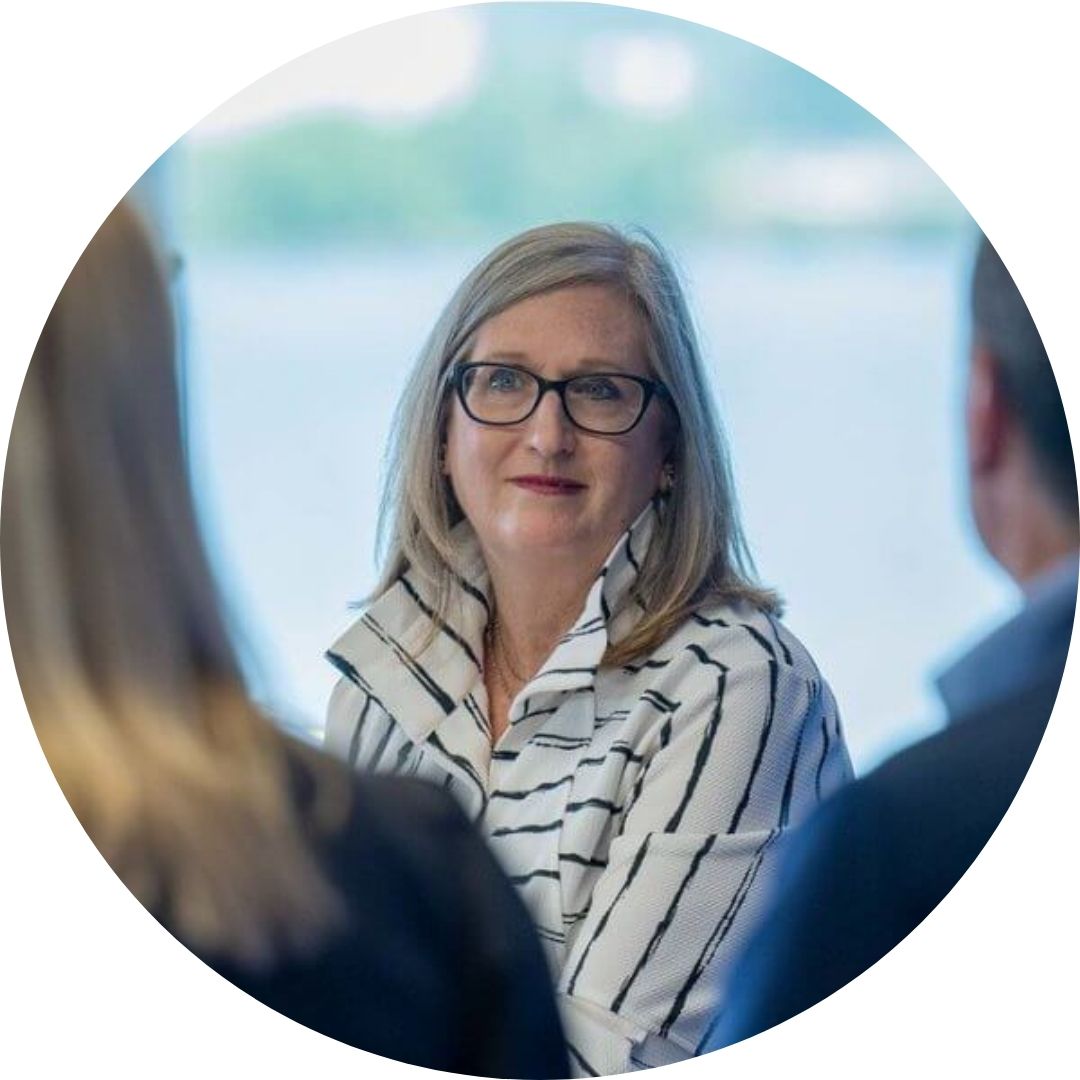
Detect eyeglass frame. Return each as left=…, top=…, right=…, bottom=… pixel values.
left=448, top=361, right=674, bottom=436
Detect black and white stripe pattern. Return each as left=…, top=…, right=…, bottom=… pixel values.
left=325, top=503, right=851, bottom=1075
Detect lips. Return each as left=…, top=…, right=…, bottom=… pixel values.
left=510, top=475, right=587, bottom=494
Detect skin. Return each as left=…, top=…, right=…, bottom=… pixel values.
left=443, top=283, right=671, bottom=741
left=966, top=340, right=1078, bottom=588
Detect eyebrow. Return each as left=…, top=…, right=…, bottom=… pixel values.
left=473, top=351, right=639, bottom=375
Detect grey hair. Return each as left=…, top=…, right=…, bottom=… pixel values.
left=374, top=221, right=778, bottom=664
left=972, top=235, right=1076, bottom=517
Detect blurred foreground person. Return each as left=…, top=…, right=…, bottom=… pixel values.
left=1, top=199, right=568, bottom=1078
left=704, top=235, right=1077, bottom=1048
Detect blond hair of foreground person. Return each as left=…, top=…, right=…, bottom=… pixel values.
left=1, top=199, right=568, bottom=1078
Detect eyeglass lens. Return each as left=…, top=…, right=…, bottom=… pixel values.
left=461, top=364, right=647, bottom=433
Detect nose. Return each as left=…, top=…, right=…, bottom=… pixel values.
left=525, top=386, right=576, bottom=457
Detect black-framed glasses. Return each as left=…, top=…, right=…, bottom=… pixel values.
left=450, top=362, right=672, bottom=435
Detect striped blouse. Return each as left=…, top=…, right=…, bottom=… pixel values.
left=325, top=503, right=851, bottom=1075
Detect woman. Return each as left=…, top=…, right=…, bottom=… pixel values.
left=2, top=199, right=568, bottom=1078
left=325, top=222, right=853, bottom=1074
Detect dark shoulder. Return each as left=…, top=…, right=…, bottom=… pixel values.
left=334, top=772, right=483, bottom=870
left=800, top=668, right=1061, bottom=913
left=290, top=747, right=555, bottom=972
left=859, top=668, right=1059, bottom=829
left=252, top=746, right=568, bottom=1076
left=705, top=669, right=1062, bottom=1051
left=285, top=743, right=494, bottom=906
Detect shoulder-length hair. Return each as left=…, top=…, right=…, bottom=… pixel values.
left=375, top=222, right=779, bottom=664
left=1, top=199, right=347, bottom=968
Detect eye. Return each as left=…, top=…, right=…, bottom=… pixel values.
left=570, top=375, right=624, bottom=401
left=485, top=365, right=527, bottom=393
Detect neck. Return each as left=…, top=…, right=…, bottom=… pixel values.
left=1004, top=528, right=1078, bottom=591
left=975, top=458, right=1080, bottom=588
left=485, top=554, right=598, bottom=677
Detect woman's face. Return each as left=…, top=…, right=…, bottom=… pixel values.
left=443, top=284, right=669, bottom=575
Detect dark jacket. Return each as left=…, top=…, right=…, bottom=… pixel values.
left=185, top=765, right=569, bottom=1078
left=703, top=663, right=1066, bottom=1049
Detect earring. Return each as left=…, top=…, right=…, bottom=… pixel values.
left=659, top=463, right=676, bottom=495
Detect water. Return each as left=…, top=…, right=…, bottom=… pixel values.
left=181, top=240, right=1015, bottom=773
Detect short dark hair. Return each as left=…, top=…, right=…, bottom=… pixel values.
left=972, top=235, right=1077, bottom=517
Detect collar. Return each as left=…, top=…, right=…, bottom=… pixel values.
left=326, top=498, right=663, bottom=746
left=935, top=553, right=1078, bottom=723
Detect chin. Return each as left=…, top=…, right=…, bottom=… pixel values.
left=508, top=527, right=590, bottom=555
left=489, top=514, right=592, bottom=557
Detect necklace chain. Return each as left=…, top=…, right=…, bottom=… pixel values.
left=495, top=613, right=529, bottom=681
left=485, top=612, right=528, bottom=700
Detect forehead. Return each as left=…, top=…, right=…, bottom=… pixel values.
left=470, top=284, right=647, bottom=373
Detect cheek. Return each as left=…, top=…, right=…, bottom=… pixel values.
left=598, top=433, right=665, bottom=509
left=445, top=405, right=477, bottom=472
left=625, top=422, right=667, bottom=485
left=445, top=409, right=502, bottom=494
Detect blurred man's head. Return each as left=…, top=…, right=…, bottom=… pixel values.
left=966, top=236, right=1078, bottom=585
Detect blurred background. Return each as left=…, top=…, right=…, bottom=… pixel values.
left=140, top=3, right=1014, bottom=772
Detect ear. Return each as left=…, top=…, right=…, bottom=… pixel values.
left=967, top=343, right=1008, bottom=476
